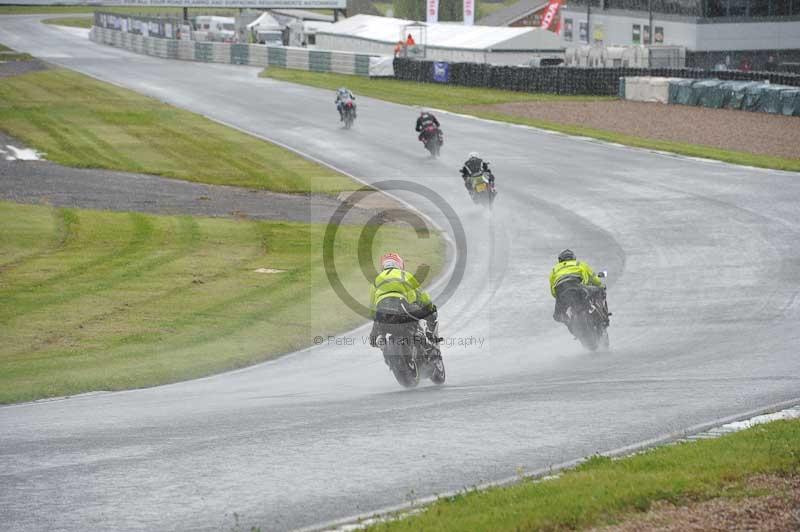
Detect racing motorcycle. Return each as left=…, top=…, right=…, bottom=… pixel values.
left=560, top=271, right=610, bottom=351
left=377, top=316, right=445, bottom=388
left=342, top=99, right=356, bottom=129
left=420, top=125, right=443, bottom=158
left=468, top=171, right=497, bottom=207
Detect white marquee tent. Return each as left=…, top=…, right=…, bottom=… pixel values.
left=314, top=14, right=564, bottom=64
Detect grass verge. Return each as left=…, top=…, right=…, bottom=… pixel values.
left=0, top=68, right=358, bottom=194
left=369, top=418, right=800, bottom=531
left=0, top=201, right=444, bottom=404
left=262, top=68, right=800, bottom=172
left=0, top=44, right=34, bottom=61
left=262, top=67, right=609, bottom=107
left=42, top=16, right=92, bottom=29
left=0, top=51, right=34, bottom=61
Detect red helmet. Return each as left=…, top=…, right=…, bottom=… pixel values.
left=380, top=252, right=404, bottom=270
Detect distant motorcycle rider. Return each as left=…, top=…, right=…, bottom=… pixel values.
left=460, top=152, right=495, bottom=193
left=415, top=110, right=440, bottom=142
left=369, top=252, right=440, bottom=361
left=549, top=249, right=609, bottom=324
left=335, top=87, right=356, bottom=121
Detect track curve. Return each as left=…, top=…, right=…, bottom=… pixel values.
left=1, top=16, right=799, bottom=532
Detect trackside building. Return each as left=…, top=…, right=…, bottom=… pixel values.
left=480, top=0, right=800, bottom=70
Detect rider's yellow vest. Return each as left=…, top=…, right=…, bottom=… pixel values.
left=549, top=259, right=603, bottom=297
left=369, top=268, right=433, bottom=314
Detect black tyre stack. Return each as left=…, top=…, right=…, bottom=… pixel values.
left=391, top=58, right=800, bottom=96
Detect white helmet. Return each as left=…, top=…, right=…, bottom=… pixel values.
left=469, top=152, right=480, bottom=159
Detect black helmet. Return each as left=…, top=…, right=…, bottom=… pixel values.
left=558, top=249, right=576, bottom=262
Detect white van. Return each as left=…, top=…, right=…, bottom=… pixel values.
left=194, top=16, right=236, bottom=42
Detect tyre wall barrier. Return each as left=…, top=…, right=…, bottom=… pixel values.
left=393, top=58, right=800, bottom=96
left=89, top=27, right=375, bottom=76
left=177, top=40, right=194, bottom=61
left=231, top=44, right=249, bottom=65
left=666, top=78, right=800, bottom=116
left=195, top=42, right=213, bottom=63
left=249, top=45, right=268, bottom=67
left=620, top=76, right=800, bottom=115
left=286, top=48, right=309, bottom=70
left=268, top=46, right=286, bottom=67
left=212, top=43, right=230, bottom=64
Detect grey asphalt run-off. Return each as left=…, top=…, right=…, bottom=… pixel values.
left=1, top=16, right=799, bottom=532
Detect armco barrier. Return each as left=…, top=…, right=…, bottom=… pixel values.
left=90, top=27, right=376, bottom=76
left=393, top=58, right=800, bottom=96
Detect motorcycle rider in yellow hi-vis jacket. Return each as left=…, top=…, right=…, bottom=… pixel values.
left=368, top=252, right=439, bottom=355
left=549, top=249, right=609, bottom=324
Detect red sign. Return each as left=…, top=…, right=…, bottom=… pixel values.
left=540, top=0, right=561, bottom=32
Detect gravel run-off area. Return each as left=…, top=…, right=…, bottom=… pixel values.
left=472, top=100, right=800, bottom=161
left=593, top=474, right=800, bottom=532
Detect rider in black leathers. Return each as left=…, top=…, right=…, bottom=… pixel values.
left=460, top=152, right=495, bottom=193
left=415, top=111, right=441, bottom=143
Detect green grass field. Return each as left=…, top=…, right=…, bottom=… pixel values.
left=42, top=16, right=92, bottom=29
left=262, top=68, right=800, bottom=172
left=370, top=418, right=800, bottom=531
left=0, top=69, right=358, bottom=194
left=0, top=201, right=444, bottom=404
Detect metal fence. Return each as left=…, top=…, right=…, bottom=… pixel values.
left=94, top=12, right=182, bottom=40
